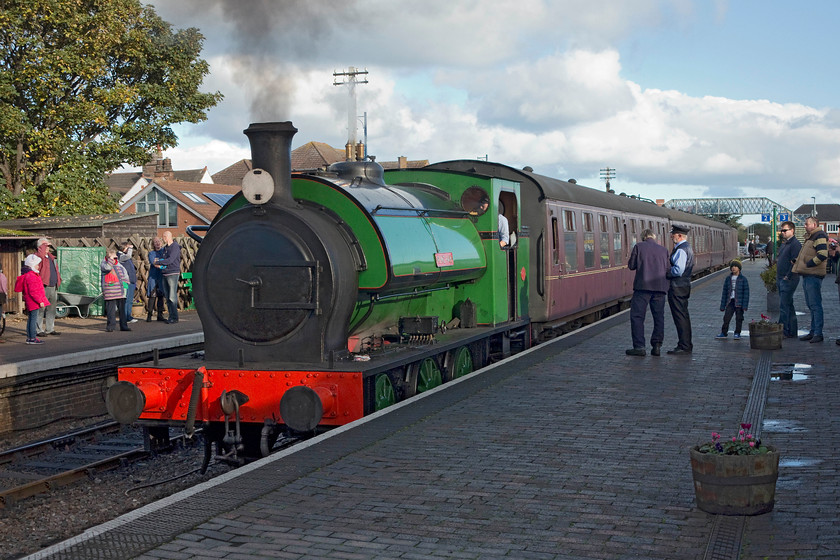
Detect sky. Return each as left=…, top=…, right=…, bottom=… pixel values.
left=143, top=0, right=840, bottom=224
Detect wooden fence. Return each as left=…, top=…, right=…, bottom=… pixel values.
left=50, top=236, right=199, bottom=311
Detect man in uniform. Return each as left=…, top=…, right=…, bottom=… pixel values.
left=625, top=229, right=670, bottom=357
left=666, top=224, right=694, bottom=354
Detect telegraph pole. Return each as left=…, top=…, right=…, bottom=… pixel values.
left=600, top=167, right=615, bottom=193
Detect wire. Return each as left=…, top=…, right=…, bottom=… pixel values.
left=124, top=462, right=221, bottom=496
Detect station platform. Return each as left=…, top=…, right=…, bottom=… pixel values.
left=22, top=261, right=840, bottom=560
left=0, top=311, right=204, bottom=380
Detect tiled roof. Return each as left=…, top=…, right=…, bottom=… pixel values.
left=380, top=159, right=429, bottom=170
left=106, top=166, right=209, bottom=198
left=792, top=203, right=840, bottom=221
left=105, top=172, right=144, bottom=196
left=210, top=142, right=430, bottom=185
left=126, top=179, right=242, bottom=223
left=211, top=159, right=253, bottom=186
left=292, top=142, right=346, bottom=170
left=173, top=168, right=209, bottom=183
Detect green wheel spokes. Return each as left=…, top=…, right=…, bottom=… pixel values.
left=374, top=373, right=396, bottom=411
left=416, top=358, right=442, bottom=393
left=450, top=346, right=473, bottom=379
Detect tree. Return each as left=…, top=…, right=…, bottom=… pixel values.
left=703, top=213, right=742, bottom=229
left=0, top=0, right=222, bottom=218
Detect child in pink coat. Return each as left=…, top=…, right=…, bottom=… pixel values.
left=14, top=254, right=50, bottom=344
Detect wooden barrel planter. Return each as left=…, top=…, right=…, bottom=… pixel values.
left=749, top=322, right=783, bottom=350
left=689, top=446, right=780, bottom=515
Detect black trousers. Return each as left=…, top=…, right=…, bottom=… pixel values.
left=630, top=290, right=666, bottom=349
left=105, top=298, right=128, bottom=331
left=721, top=299, right=745, bottom=335
left=668, top=282, right=692, bottom=350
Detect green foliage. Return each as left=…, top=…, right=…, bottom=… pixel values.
left=704, top=213, right=742, bottom=229
left=697, top=424, right=771, bottom=456
left=0, top=0, right=222, bottom=217
left=760, top=263, right=778, bottom=292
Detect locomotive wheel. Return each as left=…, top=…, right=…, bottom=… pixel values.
left=416, top=358, right=442, bottom=393
left=374, top=373, right=396, bottom=411
left=443, top=346, right=473, bottom=382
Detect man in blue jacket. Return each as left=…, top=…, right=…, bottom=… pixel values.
left=626, top=229, right=670, bottom=356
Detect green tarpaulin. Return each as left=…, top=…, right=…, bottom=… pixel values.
left=57, top=247, right=106, bottom=316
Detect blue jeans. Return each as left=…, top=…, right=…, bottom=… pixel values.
left=801, top=275, right=824, bottom=336
left=163, top=274, right=179, bottom=321
left=124, top=283, right=136, bottom=320
left=777, top=276, right=799, bottom=336
left=27, top=308, right=40, bottom=340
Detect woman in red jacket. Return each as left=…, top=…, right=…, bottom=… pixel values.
left=14, top=254, right=50, bottom=344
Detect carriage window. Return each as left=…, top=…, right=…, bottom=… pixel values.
left=630, top=220, right=638, bottom=247
left=599, top=215, right=610, bottom=267
left=613, top=217, right=622, bottom=254
left=583, top=212, right=595, bottom=268
left=564, top=210, right=577, bottom=271
left=551, top=217, right=560, bottom=265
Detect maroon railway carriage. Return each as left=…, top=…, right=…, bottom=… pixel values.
left=426, top=161, right=738, bottom=342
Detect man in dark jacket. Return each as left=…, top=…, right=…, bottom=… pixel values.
left=776, top=221, right=801, bottom=338
left=626, top=229, right=670, bottom=356
left=156, top=231, right=182, bottom=324
left=35, top=238, right=61, bottom=336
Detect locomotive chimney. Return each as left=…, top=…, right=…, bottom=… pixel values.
left=244, top=121, right=298, bottom=205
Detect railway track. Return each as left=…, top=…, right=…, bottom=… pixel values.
left=0, top=421, right=147, bottom=507
left=0, top=420, right=307, bottom=508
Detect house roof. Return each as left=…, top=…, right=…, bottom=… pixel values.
left=104, top=172, right=144, bottom=196
left=211, top=142, right=430, bottom=186
left=380, top=158, right=429, bottom=170
left=211, top=159, right=253, bottom=187
left=792, top=203, right=840, bottom=221
left=292, top=142, right=346, bottom=170
left=123, top=179, right=242, bottom=224
left=106, top=162, right=210, bottom=198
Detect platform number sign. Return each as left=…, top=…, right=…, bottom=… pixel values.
left=761, top=213, right=770, bottom=222
left=778, top=213, right=789, bottom=221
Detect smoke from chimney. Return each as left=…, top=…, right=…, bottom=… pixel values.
left=180, top=0, right=355, bottom=121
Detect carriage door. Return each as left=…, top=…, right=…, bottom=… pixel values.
left=499, top=191, right=519, bottom=321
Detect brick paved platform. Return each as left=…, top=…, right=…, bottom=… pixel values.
left=23, top=261, right=840, bottom=560
left=0, top=310, right=203, bottom=378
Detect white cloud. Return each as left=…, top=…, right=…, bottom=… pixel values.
left=147, top=0, right=840, bottom=209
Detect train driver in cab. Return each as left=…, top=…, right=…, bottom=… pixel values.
left=497, top=200, right=510, bottom=248
left=477, top=196, right=510, bottom=248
